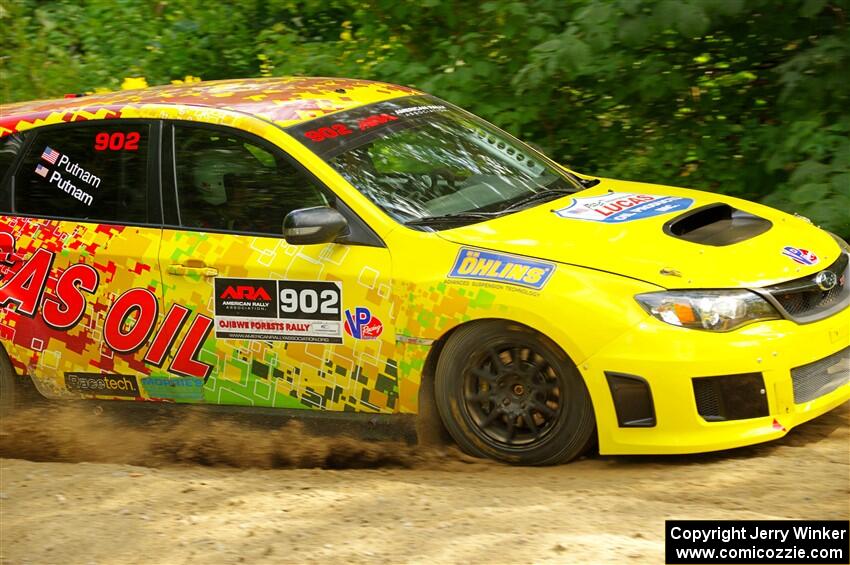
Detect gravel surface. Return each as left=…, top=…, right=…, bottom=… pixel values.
left=0, top=403, right=847, bottom=564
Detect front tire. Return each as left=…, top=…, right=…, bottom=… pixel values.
left=434, top=321, right=595, bottom=465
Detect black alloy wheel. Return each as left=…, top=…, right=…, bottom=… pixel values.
left=435, top=321, right=596, bottom=465
left=463, top=345, right=561, bottom=447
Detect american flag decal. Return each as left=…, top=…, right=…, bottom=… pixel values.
left=41, top=146, right=60, bottom=164
left=35, top=164, right=49, bottom=178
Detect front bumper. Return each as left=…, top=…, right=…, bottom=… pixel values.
left=581, top=304, right=850, bottom=455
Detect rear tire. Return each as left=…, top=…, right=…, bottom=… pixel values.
left=0, top=349, right=16, bottom=419
left=434, top=321, right=595, bottom=465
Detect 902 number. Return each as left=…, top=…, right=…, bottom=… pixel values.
left=304, top=123, right=352, bottom=143
left=94, top=131, right=140, bottom=151
left=279, top=288, right=339, bottom=315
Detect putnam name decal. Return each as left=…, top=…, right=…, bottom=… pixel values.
left=448, top=248, right=555, bottom=290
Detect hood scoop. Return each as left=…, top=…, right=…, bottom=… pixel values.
left=664, top=203, right=772, bottom=246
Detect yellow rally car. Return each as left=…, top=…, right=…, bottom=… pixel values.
left=0, top=77, right=848, bottom=465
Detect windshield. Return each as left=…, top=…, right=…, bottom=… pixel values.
left=285, top=95, right=583, bottom=228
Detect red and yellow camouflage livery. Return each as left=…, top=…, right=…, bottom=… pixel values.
left=1, top=77, right=848, bottom=465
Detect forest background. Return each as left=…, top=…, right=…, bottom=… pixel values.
left=2, top=0, right=848, bottom=236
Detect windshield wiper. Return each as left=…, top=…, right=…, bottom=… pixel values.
left=578, top=177, right=601, bottom=189
left=404, top=211, right=504, bottom=227
left=500, top=187, right=577, bottom=213
left=404, top=180, right=596, bottom=227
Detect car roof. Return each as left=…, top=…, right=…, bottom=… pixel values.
left=0, top=77, right=420, bottom=136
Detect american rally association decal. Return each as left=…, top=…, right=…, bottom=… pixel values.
left=554, top=192, right=694, bottom=223
left=214, top=278, right=343, bottom=344
left=781, top=246, right=819, bottom=266
left=448, top=248, right=555, bottom=290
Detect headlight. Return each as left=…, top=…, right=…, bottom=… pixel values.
left=635, top=290, right=780, bottom=332
left=827, top=231, right=850, bottom=253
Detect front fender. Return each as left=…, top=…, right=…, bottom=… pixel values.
left=389, top=232, right=659, bottom=413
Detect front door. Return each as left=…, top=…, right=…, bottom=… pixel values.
left=157, top=122, right=399, bottom=413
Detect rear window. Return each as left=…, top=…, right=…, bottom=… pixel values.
left=14, top=123, right=150, bottom=223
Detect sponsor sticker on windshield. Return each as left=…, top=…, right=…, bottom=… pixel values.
left=448, top=247, right=555, bottom=290
left=554, top=192, right=694, bottom=223
left=285, top=95, right=449, bottom=159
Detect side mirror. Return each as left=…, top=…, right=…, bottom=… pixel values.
left=283, top=206, right=348, bottom=245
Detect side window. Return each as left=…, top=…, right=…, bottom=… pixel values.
left=172, top=124, right=330, bottom=235
left=0, top=133, right=26, bottom=212
left=15, top=123, right=150, bottom=223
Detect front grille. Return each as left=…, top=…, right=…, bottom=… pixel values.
left=765, top=253, right=849, bottom=322
left=692, top=373, right=768, bottom=422
left=791, top=346, right=850, bottom=404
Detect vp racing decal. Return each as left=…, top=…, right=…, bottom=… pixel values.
left=214, top=278, right=343, bottom=344
left=344, top=307, right=384, bottom=340
left=448, top=247, right=555, bottom=290
left=554, top=192, right=694, bottom=223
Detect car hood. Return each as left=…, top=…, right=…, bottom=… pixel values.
left=436, top=178, right=842, bottom=289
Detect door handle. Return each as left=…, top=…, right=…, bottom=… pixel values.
left=168, top=264, right=219, bottom=277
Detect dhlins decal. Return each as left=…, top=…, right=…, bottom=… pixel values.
left=554, top=192, right=693, bottom=223
left=448, top=247, right=555, bottom=290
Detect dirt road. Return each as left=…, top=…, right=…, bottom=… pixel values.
left=1, top=403, right=848, bottom=564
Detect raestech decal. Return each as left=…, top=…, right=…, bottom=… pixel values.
left=141, top=376, right=204, bottom=401
left=554, top=192, right=694, bottom=223
left=65, top=373, right=140, bottom=397
left=214, top=278, right=343, bottom=344
left=448, top=248, right=555, bottom=290
left=782, top=246, right=819, bottom=266
left=344, top=307, right=384, bottom=340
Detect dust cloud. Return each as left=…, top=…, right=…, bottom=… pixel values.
left=0, top=404, right=478, bottom=470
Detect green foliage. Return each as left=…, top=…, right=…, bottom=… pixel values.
left=2, top=0, right=848, bottom=237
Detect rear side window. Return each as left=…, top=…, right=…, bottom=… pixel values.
left=15, top=123, right=150, bottom=223
left=0, top=134, right=25, bottom=181
left=0, top=134, right=26, bottom=212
